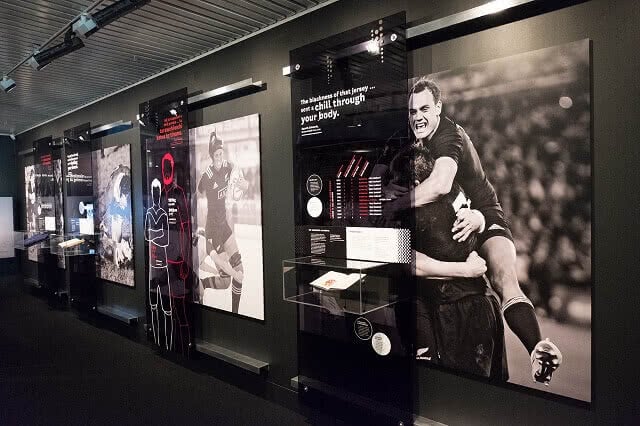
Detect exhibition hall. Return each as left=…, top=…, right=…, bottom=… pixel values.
left=0, top=0, right=638, bottom=424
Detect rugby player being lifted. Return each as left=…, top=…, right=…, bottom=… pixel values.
left=384, top=77, right=562, bottom=385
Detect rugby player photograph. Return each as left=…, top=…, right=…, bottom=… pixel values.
left=93, top=145, right=134, bottom=287
left=381, top=40, right=591, bottom=401
left=190, top=115, right=265, bottom=320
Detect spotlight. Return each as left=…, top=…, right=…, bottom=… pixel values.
left=366, top=40, right=380, bottom=54
left=29, top=31, right=84, bottom=71
left=136, top=113, right=145, bottom=126
left=483, top=0, right=511, bottom=14
left=1, top=76, right=16, bottom=93
left=72, top=14, right=98, bottom=38
left=92, top=0, right=150, bottom=30
left=169, top=109, right=178, bottom=116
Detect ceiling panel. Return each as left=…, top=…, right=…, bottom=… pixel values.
left=0, top=0, right=331, bottom=135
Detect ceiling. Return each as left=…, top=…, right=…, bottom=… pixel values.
left=0, top=0, right=334, bottom=135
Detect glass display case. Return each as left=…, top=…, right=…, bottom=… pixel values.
left=48, top=233, right=97, bottom=257
left=283, top=256, right=406, bottom=315
left=13, top=230, right=51, bottom=250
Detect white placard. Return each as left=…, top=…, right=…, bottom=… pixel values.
left=371, top=332, right=391, bottom=356
left=0, top=197, right=14, bottom=258
left=345, top=227, right=411, bottom=263
left=44, top=216, right=56, bottom=232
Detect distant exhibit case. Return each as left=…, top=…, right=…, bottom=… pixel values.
left=286, top=13, right=416, bottom=425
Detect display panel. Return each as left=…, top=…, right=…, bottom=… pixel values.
left=140, top=89, right=192, bottom=354
left=33, top=137, right=56, bottom=236
left=52, top=139, right=65, bottom=269
left=0, top=197, right=15, bottom=258
left=64, top=123, right=94, bottom=236
left=63, top=123, right=96, bottom=309
left=189, top=114, right=264, bottom=320
left=289, top=14, right=415, bottom=425
left=403, top=40, right=591, bottom=402
left=291, top=13, right=410, bottom=260
left=92, top=144, right=134, bottom=287
left=24, top=163, right=38, bottom=262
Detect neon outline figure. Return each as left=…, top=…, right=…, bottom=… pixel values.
left=145, top=178, right=173, bottom=349
left=161, top=152, right=192, bottom=354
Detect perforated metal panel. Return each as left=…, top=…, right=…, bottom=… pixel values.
left=0, top=0, right=333, bottom=134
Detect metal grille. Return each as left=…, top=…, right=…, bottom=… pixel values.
left=0, top=0, right=331, bottom=135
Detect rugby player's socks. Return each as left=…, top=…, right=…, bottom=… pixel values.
left=229, top=252, right=243, bottom=313
left=502, top=297, right=541, bottom=354
left=231, top=279, right=242, bottom=313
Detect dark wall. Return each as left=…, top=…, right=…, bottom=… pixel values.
left=0, top=136, right=17, bottom=273
left=0, top=136, right=17, bottom=197
left=14, top=0, right=640, bottom=424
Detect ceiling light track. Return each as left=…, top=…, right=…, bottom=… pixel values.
left=1, top=0, right=150, bottom=93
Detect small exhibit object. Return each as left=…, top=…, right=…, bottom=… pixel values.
left=58, top=238, right=85, bottom=248
left=310, top=270, right=365, bottom=291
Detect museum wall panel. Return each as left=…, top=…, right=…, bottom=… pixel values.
left=14, top=0, right=640, bottom=424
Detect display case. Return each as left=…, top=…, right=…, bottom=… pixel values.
left=13, top=230, right=51, bottom=250
left=48, top=233, right=97, bottom=257
left=283, top=256, right=406, bottom=315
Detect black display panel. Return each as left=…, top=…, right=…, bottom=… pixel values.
left=63, top=122, right=96, bottom=310
left=291, top=13, right=411, bottom=266
left=51, top=138, right=65, bottom=269
left=33, top=136, right=56, bottom=235
left=64, top=123, right=94, bottom=235
left=289, top=14, right=415, bottom=425
left=139, top=89, right=193, bottom=355
left=33, top=136, right=60, bottom=291
left=291, top=13, right=407, bottom=147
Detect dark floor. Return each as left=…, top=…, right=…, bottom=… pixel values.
left=0, top=275, right=312, bottom=426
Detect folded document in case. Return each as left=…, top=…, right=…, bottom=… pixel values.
left=309, top=270, right=365, bottom=291
left=23, top=233, right=50, bottom=247
left=58, top=238, right=85, bottom=249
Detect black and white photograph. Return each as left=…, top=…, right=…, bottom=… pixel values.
left=93, top=144, right=134, bottom=287
left=189, top=114, right=264, bottom=320
left=24, top=164, right=38, bottom=262
left=53, top=156, right=65, bottom=269
left=383, top=40, right=591, bottom=401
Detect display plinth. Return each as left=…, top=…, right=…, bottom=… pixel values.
left=48, top=234, right=96, bottom=257
left=13, top=230, right=51, bottom=250
left=283, top=256, right=404, bottom=315
left=195, top=340, right=269, bottom=375
left=96, top=305, right=143, bottom=325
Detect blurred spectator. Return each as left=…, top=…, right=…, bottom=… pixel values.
left=443, top=80, right=591, bottom=319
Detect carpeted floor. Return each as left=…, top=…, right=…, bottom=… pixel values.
left=0, top=275, right=311, bottom=426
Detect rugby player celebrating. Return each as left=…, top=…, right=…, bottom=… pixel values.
left=385, top=77, right=562, bottom=384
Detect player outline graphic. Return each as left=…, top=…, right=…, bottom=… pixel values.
left=145, top=178, right=173, bottom=349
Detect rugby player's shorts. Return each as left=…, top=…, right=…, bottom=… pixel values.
left=415, top=293, right=508, bottom=381
left=205, top=220, right=233, bottom=254
left=477, top=205, right=514, bottom=247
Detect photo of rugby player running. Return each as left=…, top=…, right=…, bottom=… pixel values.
left=190, top=115, right=265, bottom=320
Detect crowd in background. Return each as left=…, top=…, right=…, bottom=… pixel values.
left=447, top=88, right=591, bottom=322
